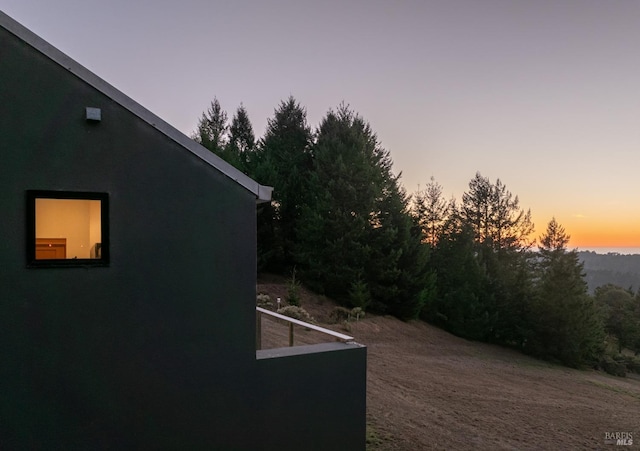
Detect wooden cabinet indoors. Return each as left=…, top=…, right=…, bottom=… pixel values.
left=35, top=238, right=66, bottom=259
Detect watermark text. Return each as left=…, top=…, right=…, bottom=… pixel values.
left=604, top=432, right=634, bottom=446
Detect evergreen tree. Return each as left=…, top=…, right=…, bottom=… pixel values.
left=487, top=244, right=535, bottom=347
left=412, top=177, right=449, bottom=247
left=297, top=106, right=382, bottom=301
left=192, top=97, right=228, bottom=156
left=426, top=222, right=492, bottom=339
left=437, top=173, right=536, bottom=345
left=461, top=172, right=534, bottom=250
left=368, top=173, right=433, bottom=319
left=595, top=284, right=640, bottom=354
left=635, top=290, right=640, bottom=354
left=253, top=97, right=313, bottom=271
left=528, top=218, right=605, bottom=367
left=227, top=104, right=256, bottom=174
left=297, top=105, right=432, bottom=318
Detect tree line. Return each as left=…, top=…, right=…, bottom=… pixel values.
left=193, top=97, right=640, bottom=370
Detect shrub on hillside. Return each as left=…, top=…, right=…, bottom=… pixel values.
left=277, top=305, right=316, bottom=324
left=256, top=293, right=274, bottom=310
left=330, top=307, right=352, bottom=324
left=619, top=355, right=640, bottom=374
left=599, top=356, right=627, bottom=377
left=351, top=307, right=365, bottom=321
left=330, top=306, right=366, bottom=324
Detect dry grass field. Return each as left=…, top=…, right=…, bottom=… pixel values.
left=258, top=277, right=640, bottom=451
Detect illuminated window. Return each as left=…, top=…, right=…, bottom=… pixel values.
left=27, top=191, right=109, bottom=267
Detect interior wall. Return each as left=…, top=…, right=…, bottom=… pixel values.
left=35, top=198, right=101, bottom=258
left=89, top=200, right=102, bottom=254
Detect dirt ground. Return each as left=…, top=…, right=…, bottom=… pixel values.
left=258, top=278, right=640, bottom=450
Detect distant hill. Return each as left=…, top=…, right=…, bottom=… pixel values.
left=578, top=251, right=640, bottom=293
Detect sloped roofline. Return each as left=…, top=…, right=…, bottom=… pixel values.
left=0, top=10, right=272, bottom=203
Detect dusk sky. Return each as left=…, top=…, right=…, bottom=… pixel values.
left=3, top=1, right=639, bottom=251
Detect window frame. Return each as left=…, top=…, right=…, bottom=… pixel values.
left=26, top=190, right=110, bottom=268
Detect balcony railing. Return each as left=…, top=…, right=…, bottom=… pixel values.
left=256, top=306, right=354, bottom=350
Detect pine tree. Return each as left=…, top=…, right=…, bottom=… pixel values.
left=528, top=218, right=605, bottom=367
left=227, top=104, right=256, bottom=174
left=296, top=106, right=380, bottom=301
left=297, top=105, right=432, bottom=318
left=368, top=172, right=433, bottom=319
left=461, top=172, right=533, bottom=250
left=427, top=222, right=492, bottom=339
left=192, top=97, right=228, bottom=156
left=635, top=290, right=640, bottom=354
left=412, top=176, right=449, bottom=247
left=253, top=97, right=313, bottom=271
left=595, top=284, right=640, bottom=354
left=439, top=173, right=536, bottom=344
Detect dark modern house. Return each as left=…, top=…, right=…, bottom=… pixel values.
left=0, top=11, right=366, bottom=450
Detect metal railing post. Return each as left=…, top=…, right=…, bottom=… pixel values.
left=289, top=322, right=294, bottom=347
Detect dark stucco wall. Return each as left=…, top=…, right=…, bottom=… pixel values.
left=0, top=23, right=366, bottom=450
left=0, top=24, right=260, bottom=448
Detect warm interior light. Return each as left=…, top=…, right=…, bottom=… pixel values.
left=35, top=198, right=102, bottom=260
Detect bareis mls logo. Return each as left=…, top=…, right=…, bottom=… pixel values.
left=604, top=432, right=633, bottom=446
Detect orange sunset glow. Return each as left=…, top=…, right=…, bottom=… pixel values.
left=558, top=217, right=640, bottom=250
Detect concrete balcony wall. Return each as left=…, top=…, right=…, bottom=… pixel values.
left=255, top=343, right=367, bottom=451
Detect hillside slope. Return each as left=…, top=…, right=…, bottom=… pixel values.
left=257, top=278, right=640, bottom=450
